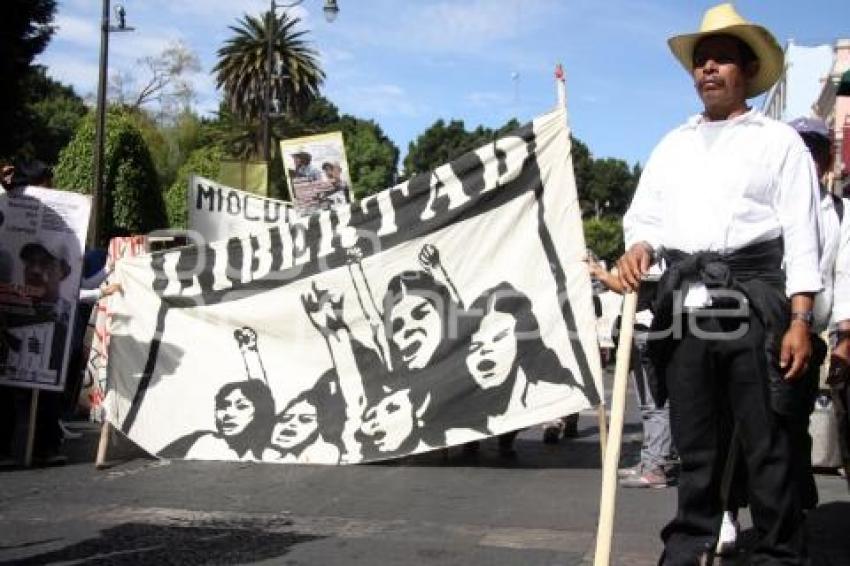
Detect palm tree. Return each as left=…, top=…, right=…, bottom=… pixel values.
left=214, top=10, right=325, bottom=157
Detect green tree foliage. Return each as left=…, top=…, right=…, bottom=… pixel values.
left=53, top=110, right=167, bottom=239
left=583, top=217, right=624, bottom=266
left=19, top=67, right=88, bottom=164
left=1, top=0, right=57, bottom=159
left=165, top=145, right=224, bottom=228
left=336, top=116, right=399, bottom=199
left=570, top=136, right=592, bottom=198
left=585, top=157, right=638, bottom=217
left=403, top=118, right=520, bottom=177
left=214, top=10, right=324, bottom=155
left=120, top=108, right=213, bottom=196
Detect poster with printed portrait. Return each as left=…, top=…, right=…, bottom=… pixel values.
left=0, top=186, right=90, bottom=390
left=281, top=132, right=352, bottom=216
left=107, top=106, right=603, bottom=465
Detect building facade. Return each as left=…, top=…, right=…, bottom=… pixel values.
left=763, top=39, right=850, bottom=195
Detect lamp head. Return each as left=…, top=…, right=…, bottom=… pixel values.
left=323, top=0, right=339, bottom=23
left=114, top=4, right=127, bottom=29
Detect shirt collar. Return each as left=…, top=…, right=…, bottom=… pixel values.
left=684, top=107, right=760, bottom=129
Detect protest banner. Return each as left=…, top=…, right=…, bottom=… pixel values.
left=188, top=175, right=295, bottom=243
left=80, top=235, right=149, bottom=422
left=0, top=186, right=90, bottom=391
left=281, top=132, right=352, bottom=215
left=107, top=105, right=603, bottom=465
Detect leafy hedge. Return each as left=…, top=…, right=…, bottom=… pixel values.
left=583, top=217, right=624, bottom=266
left=164, top=145, right=224, bottom=228
left=54, top=109, right=166, bottom=240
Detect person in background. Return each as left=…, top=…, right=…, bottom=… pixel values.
left=716, top=117, right=850, bottom=554
left=618, top=4, right=820, bottom=563
left=321, top=161, right=351, bottom=206
left=585, top=256, right=676, bottom=489
left=59, top=248, right=123, bottom=437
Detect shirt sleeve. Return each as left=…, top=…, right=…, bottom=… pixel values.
left=81, top=267, right=109, bottom=290
left=623, top=145, right=664, bottom=251
left=775, top=146, right=823, bottom=296
left=79, top=287, right=103, bottom=304
left=833, top=197, right=850, bottom=324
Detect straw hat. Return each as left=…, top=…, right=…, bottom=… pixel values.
left=668, top=3, right=784, bottom=98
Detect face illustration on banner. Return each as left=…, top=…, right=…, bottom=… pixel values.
left=269, top=399, right=318, bottom=450
left=389, top=292, right=442, bottom=370
left=360, top=389, right=417, bottom=453
left=466, top=309, right=519, bottom=390
left=215, top=385, right=257, bottom=437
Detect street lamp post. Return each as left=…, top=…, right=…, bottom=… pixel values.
left=92, top=1, right=134, bottom=246
left=263, top=0, right=339, bottom=181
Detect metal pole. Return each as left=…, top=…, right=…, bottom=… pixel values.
left=92, top=0, right=111, bottom=246
left=264, top=0, right=274, bottom=167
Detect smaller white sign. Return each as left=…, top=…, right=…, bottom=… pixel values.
left=187, top=176, right=295, bottom=243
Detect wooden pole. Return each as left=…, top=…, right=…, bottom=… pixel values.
left=95, top=421, right=110, bottom=469
left=23, top=389, right=39, bottom=467
left=593, top=291, right=638, bottom=566
left=597, top=404, right=608, bottom=467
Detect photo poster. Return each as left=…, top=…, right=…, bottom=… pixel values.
left=188, top=175, right=295, bottom=243
left=108, top=106, right=603, bottom=465
left=0, top=186, right=91, bottom=390
left=281, top=132, right=353, bottom=215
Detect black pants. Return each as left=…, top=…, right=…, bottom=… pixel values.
left=659, top=314, right=805, bottom=565
left=724, top=334, right=824, bottom=513
left=786, top=335, right=825, bottom=510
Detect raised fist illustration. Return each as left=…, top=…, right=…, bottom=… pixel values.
left=418, top=244, right=441, bottom=272
left=233, top=326, right=258, bottom=350
left=301, top=282, right=347, bottom=337
left=345, top=245, right=364, bottom=265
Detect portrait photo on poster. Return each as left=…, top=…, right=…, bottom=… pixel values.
left=281, top=132, right=352, bottom=216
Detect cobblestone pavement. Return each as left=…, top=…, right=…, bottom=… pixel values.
left=1, top=379, right=848, bottom=565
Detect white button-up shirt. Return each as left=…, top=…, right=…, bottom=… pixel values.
left=624, top=109, right=822, bottom=297
left=815, top=192, right=850, bottom=331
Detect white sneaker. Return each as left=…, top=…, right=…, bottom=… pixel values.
left=715, top=511, right=739, bottom=556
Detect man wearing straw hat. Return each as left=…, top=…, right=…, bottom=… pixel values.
left=617, top=3, right=821, bottom=563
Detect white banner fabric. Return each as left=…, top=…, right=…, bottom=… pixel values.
left=108, top=107, right=603, bottom=464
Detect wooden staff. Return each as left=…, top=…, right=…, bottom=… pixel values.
left=95, top=421, right=111, bottom=469
left=23, top=389, right=39, bottom=467
left=593, top=290, right=638, bottom=566
left=597, top=404, right=608, bottom=465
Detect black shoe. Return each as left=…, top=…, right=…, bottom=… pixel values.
left=562, top=415, right=579, bottom=438
left=462, top=441, right=481, bottom=456
left=498, top=433, right=518, bottom=459
left=542, top=425, right=562, bottom=444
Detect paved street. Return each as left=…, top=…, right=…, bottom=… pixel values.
left=2, top=373, right=849, bottom=565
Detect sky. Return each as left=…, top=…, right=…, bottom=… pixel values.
left=38, top=0, right=850, bottom=168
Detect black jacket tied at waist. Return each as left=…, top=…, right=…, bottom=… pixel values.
left=647, top=237, right=804, bottom=416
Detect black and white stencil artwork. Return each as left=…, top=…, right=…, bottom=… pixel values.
left=107, top=107, right=604, bottom=464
